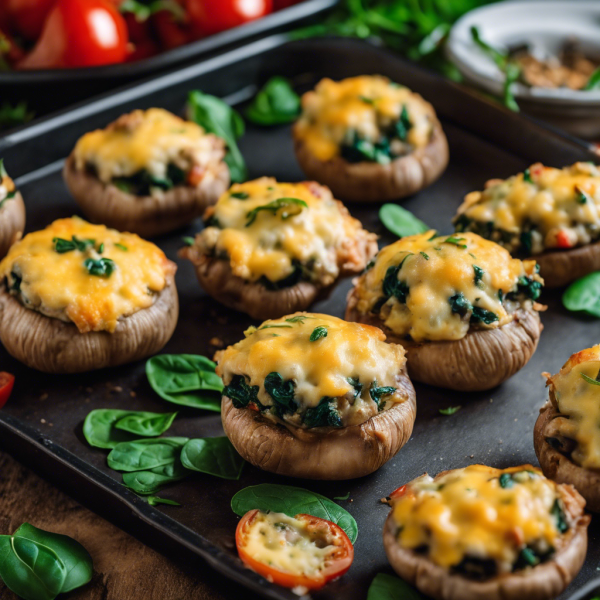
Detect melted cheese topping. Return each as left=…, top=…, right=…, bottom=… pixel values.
left=547, top=344, right=600, bottom=469
left=456, top=162, right=600, bottom=253
left=352, top=231, right=541, bottom=342
left=0, top=217, right=171, bottom=333
left=241, top=511, right=338, bottom=578
left=294, top=76, right=434, bottom=161
left=392, top=465, right=564, bottom=572
left=216, top=313, right=407, bottom=425
left=197, top=177, right=373, bottom=285
left=73, top=108, right=214, bottom=182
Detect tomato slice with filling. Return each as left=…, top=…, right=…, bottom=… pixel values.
left=236, top=509, right=353, bottom=590
left=0, top=372, right=15, bottom=408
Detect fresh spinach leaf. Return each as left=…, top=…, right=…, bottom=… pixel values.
left=83, top=409, right=140, bottom=449
left=123, top=460, right=188, bottom=494
left=309, top=326, right=328, bottom=342
left=246, top=76, right=301, bottom=126
left=107, top=437, right=189, bottom=472
left=182, top=236, right=195, bottom=246
left=563, top=272, right=600, bottom=318
left=231, top=484, right=358, bottom=543
left=379, top=204, right=429, bottom=238
left=303, top=398, right=343, bottom=428
left=115, top=411, right=178, bottom=437
left=180, top=437, right=245, bottom=480
left=367, top=572, right=425, bottom=600
left=264, top=372, right=296, bottom=415
left=0, top=101, right=34, bottom=130
left=245, top=197, right=307, bottom=226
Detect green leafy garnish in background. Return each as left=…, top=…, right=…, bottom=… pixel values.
left=367, top=572, right=425, bottom=599
left=439, top=406, right=461, bottom=415
left=0, top=101, right=34, bottom=131
left=246, top=76, right=301, bottom=126
left=245, top=197, right=307, bottom=226
left=379, top=204, right=429, bottom=238
left=563, top=272, right=600, bottom=318
left=584, top=67, right=600, bottom=91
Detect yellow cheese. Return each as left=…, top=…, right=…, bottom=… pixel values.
left=0, top=217, right=171, bottom=333
left=200, top=177, right=370, bottom=285
left=548, top=344, right=600, bottom=469
left=295, top=76, right=434, bottom=161
left=353, top=231, right=541, bottom=342
left=392, top=465, right=564, bottom=571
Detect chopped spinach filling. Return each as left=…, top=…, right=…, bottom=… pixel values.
left=223, top=375, right=261, bottom=409
left=258, top=261, right=304, bottom=291
left=9, top=271, right=21, bottom=292
left=303, top=397, right=343, bottom=428
left=449, top=293, right=499, bottom=325
left=264, top=372, right=297, bottom=417
left=369, top=381, right=396, bottom=411
left=111, top=164, right=186, bottom=196
left=551, top=498, right=569, bottom=533
left=452, top=556, right=497, bottom=581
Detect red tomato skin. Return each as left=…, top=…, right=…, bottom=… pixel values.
left=389, top=484, right=408, bottom=500
left=273, top=0, right=302, bottom=9
left=152, top=10, right=191, bottom=50
left=186, top=0, right=272, bottom=37
left=0, top=372, right=15, bottom=409
left=555, top=230, right=573, bottom=249
left=5, top=0, right=57, bottom=40
left=18, top=0, right=128, bottom=69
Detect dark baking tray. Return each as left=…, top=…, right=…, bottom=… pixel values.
left=0, top=36, right=598, bottom=600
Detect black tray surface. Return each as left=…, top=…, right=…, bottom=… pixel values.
left=0, top=37, right=598, bottom=600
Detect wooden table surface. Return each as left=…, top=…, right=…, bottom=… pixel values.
left=0, top=450, right=264, bottom=600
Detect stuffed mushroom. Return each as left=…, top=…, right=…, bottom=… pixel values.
left=383, top=464, right=589, bottom=600
left=454, top=162, right=600, bottom=288
left=535, top=345, right=600, bottom=512
left=345, top=231, right=544, bottom=391
left=180, top=178, right=378, bottom=319
left=0, top=159, right=25, bottom=259
left=215, top=313, right=416, bottom=480
left=0, top=217, right=178, bottom=373
left=292, top=75, right=449, bottom=202
left=64, top=108, right=229, bottom=237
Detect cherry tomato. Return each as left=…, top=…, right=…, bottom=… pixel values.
left=18, top=0, right=128, bottom=70
left=236, top=510, right=354, bottom=590
left=273, top=0, right=303, bottom=9
left=389, top=484, right=408, bottom=500
left=186, top=0, right=272, bottom=37
left=5, top=0, right=58, bottom=40
left=556, top=230, right=573, bottom=249
left=152, top=9, right=191, bottom=50
left=0, top=372, right=15, bottom=409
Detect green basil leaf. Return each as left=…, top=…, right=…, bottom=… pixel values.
left=563, top=272, right=600, bottom=318
left=231, top=484, right=358, bottom=543
left=0, top=535, right=66, bottom=600
left=146, top=496, right=181, bottom=506
left=309, top=326, right=328, bottom=342
left=115, top=411, right=178, bottom=437
left=246, top=76, right=301, bottom=126
left=107, top=437, right=189, bottom=472
left=83, top=409, right=139, bottom=449
left=123, top=460, right=188, bottom=494
left=367, top=572, right=425, bottom=600
left=14, top=524, right=93, bottom=594
left=180, top=437, right=245, bottom=480
left=379, top=204, right=429, bottom=238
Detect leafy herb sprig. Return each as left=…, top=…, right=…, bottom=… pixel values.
left=246, top=77, right=301, bottom=126
left=245, top=197, right=308, bottom=226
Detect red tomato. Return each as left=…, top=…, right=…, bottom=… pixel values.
left=236, top=510, right=353, bottom=590
left=556, top=230, right=573, bottom=249
left=18, top=0, right=128, bottom=70
left=152, top=9, right=191, bottom=50
left=186, top=0, right=272, bottom=37
left=273, top=0, right=303, bottom=8
left=0, top=372, right=15, bottom=409
left=5, top=0, right=58, bottom=40
left=388, top=484, right=408, bottom=500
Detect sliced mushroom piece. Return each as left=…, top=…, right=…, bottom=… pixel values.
left=293, top=121, right=448, bottom=202
left=0, top=270, right=178, bottom=373
left=63, top=154, right=229, bottom=238
left=221, top=369, right=416, bottom=480
left=0, top=191, right=25, bottom=259
left=383, top=477, right=589, bottom=600
left=534, top=240, right=600, bottom=288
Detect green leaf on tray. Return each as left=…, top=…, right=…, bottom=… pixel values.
left=563, top=272, right=600, bottom=318
left=245, top=76, right=301, bottom=126
left=115, top=411, right=178, bottom=437
left=146, top=496, right=181, bottom=507
left=180, top=437, right=245, bottom=480
left=231, top=484, right=358, bottom=543
left=107, top=437, right=189, bottom=472
left=367, top=573, right=425, bottom=600
left=379, top=204, right=429, bottom=238
left=123, top=460, right=188, bottom=495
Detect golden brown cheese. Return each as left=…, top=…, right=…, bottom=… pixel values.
left=294, top=75, right=434, bottom=161
left=547, top=344, right=600, bottom=470
left=455, top=162, right=600, bottom=253
left=353, top=231, right=541, bottom=342
left=216, top=313, right=407, bottom=427
left=73, top=108, right=215, bottom=183
left=391, top=465, right=566, bottom=573
left=0, top=217, right=171, bottom=333
left=197, top=177, right=374, bottom=285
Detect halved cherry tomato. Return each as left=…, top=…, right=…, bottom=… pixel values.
left=5, top=0, right=58, bottom=40
left=186, top=0, right=272, bottom=37
left=18, top=0, right=128, bottom=70
left=236, top=510, right=353, bottom=590
left=389, top=484, right=408, bottom=500
left=556, top=230, right=573, bottom=249
left=0, top=372, right=15, bottom=409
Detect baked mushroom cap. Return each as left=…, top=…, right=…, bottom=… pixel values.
left=383, top=469, right=589, bottom=600
left=0, top=191, right=25, bottom=259
left=221, top=368, right=416, bottom=480
left=534, top=240, right=600, bottom=288
left=293, top=120, right=448, bottom=202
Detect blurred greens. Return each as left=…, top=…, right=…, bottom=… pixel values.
left=0, top=101, right=34, bottom=131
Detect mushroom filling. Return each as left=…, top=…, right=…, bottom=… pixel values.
left=0, top=160, right=17, bottom=208
left=352, top=231, right=543, bottom=343
left=0, top=217, right=171, bottom=333
left=294, top=75, right=434, bottom=163
left=191, top=178, right=376, bottom=289
left=453, top=162, right=600, bottom=256
left=215, top=313, right=409, bottom=429
left=73, top=107, right=226, bottom=196
left=390, top=465, right=571, bottom=580
left=544, top=345, right=600, bottom=470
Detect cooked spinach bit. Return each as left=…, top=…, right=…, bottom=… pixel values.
left=513, top=546, right=540, bottom=570
left=452, top=555, right=497, bottom=581
left=364, top=258, right=376, bottom=271
left=341, top=132, right=392, bottom=165
left=498, top=289, right=503, bottom=302
left=581, top=371, right=600, bottom=386
left=285, top=315, right=314, bottom=324
left=114, top=243, right=128, bottom=251
left=259, top=262, right=304, bottom=291
left=245, top=197, right=308, bottom=226
left=449, top=292, right=471, bottom=316
left=230, top=191, right=249, bottom=199
left=523, top=168, right=533, bottom=183
left=513, top=275, right=542, bottom=301
left=450, top=293, right=498, bottom=325
left=471, top=306, right=499, bottom=325
left=520, top=230, right=533, bottom=254
left=395, top=104, right=411, bottom=141
left=551, top=498, right=569, bottom=533
left=369, top=382, right=396, bottom=410
left=9, top=271, right=21, bottom=292
left=84, top=258, right=116, bottom=278
left=360, top=96, right=375, bottom=104
left=439, top=406, right=461, bottom=415
left=264, top=372, right=296, bottom=416
left=382, top=254, right=412, bottom=303
left=576, top=186, right=590, bottom=204
left=259, top=324, right=293, bottom=330
left=420, top=251, right=429, bottom=260
left=53, top=235, right=96, bottom=254
left=309, top=326, right=328, bottom=342
left=182, top=236, right=195, bottom=246
left=347, top=377, right=363, bottom=400
left=453, top=213, right=471, bottom=232
left=223, top=375, right=260, bottom=410
left=473, top=265, right=484, bottom=286
left=98, top=243, right=104, bottom=254
left=246, top=76, right=301, bottom=126
left=303, top=397, right=343, bottom=428
left=499, top=473, right=514, bottom=488
left=443, top=235, right=467, bottom=249
left=112, top=164, right=186, bottom=196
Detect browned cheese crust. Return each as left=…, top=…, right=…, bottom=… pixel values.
left=533, top=240, right=600, bottom=288
left=0, top=191, right=25, bottom=259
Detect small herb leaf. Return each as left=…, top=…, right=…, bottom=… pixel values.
left=309, top=326, right=328, bottom=342
left=246, top=76, right=301, bottom=126
left=439, top=406, right=461, bottom=415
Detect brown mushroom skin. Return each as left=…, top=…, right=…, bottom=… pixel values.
left=535, top=400, right=600, bottom=512
left=293, top=120, right=449, bottom=202
left=383, top=475, right=589, bottom=600
left=0, top=267, right=178, bottom=373
left=221, top=369, right=416, bottom=480
left=0, top=192, right=25, bottom=260
left=533, top=240, right=600, bottom=288
left=345, top=287, right=542, bottom=391
left=63, top=154, right=229, bottom=238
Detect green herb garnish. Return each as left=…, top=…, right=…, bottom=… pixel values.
left=246, top=76, right=301, bottom=126
left=84, top=257, right=116, bottom=278
left=230, top=191, right=249, bottom=199
left=245, top=197, right=308, bottom=226
left=443, top=235, right=467, bottom=249
left=439, top=406, right=461, bottom=415
left=309, top=326, right=328, bottom=342
left=114, top=243, right=128, bottom=251
left=53, top=235, right=96, bottom=254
